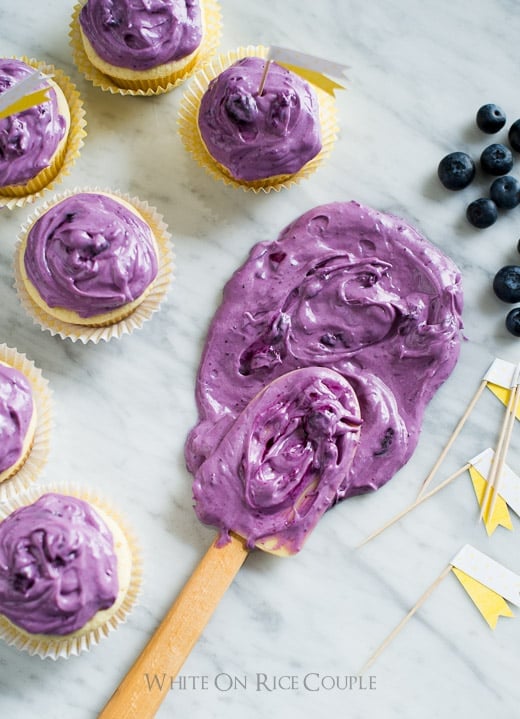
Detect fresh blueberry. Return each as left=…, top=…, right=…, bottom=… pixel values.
left=505, top=307, right=520, bottom=336
left=437, top=151, right=475, bottom=190
left=466, top=198, right=498, bottom=228
left=489, top=175, right=520, bottom=209
left=225, top=91, right=257, bottom=124
left=476, top=104, right=506, bottom=134
left=509, top=120, right=520, bottom=152
left=480, top=143, right=514, bottom=175
left=493, top=265, right=520, bottom=302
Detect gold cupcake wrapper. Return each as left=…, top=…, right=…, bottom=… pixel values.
left=0, top=345, right=52, bottom=503
left=0, top=482, right=142, bottom=659
left=14, top=187, right=175, bottom=343
left=178, top=44, right=339, bottom=193
left=70, top=0, right=222, bottom=96
left=0, top=57, right=87, bottom=210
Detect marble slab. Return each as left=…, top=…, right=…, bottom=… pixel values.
left=1, top=0, right=519, bottom=717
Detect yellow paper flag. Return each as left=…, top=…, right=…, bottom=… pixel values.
left=0, top=88, right=50, bottom=120
left=451, top=567, right=514, bottom=629
left=276, top=62, right=345, bottom=96
left=487, top=382, right=520, bottom=421
left=469, top=465, right=513, bottom=535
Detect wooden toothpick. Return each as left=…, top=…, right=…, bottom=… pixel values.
left=357, top=463, right=470, bottom=548
left=360, top=564, right=452, bottom=674
left=417, top=379, right=487, bottom=500
left=257, top=59, right=272, bottom=96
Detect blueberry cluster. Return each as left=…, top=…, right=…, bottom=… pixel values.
left=438, top=104, right=520, bottom=228
left=494, top=261, right=520, bottom=336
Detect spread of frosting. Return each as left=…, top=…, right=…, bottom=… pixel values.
left=24, top=192, right=158, bottom=318
left=0, top=493, right=118, bottom=635
left=0, top=363, right=33, bottom=475
left=0, top=59, right=67, bottom=188
left=79, top=0, right=203, bottom=70
left=193, top=367, right=362, bottom=553
left=186, top=201, right=463, bottom=551
left=198, top=57, right=322, bottom=181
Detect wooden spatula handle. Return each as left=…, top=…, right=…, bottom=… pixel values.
left=98, top=534, right=249, bottom=719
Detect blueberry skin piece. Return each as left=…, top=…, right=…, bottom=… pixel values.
left=438, top=152, right=476, bottom=190
left=466, top=198, right=498, bottom=228
left=506, top=307, right=520, bottom=337
left=493, top=265, right=520, bottom=302
left=476, top=104, right=506, bottom=134
left=480, top=143, right=514, bottom=175
left=490, top=175, right=520, bottom=209
left=509, top=120, right=520, bottom=152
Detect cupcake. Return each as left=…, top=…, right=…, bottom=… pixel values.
left=17, top=191, right=165, bottom=333
left=78, top=0, right=207, bottom=92
left=0, top=361, right=36, bottom=485
left=0, top=345, right=52, bottom=502
left=0, top=491, right=140, bottom=658
left=179, top=47, right=338, bottom=192
left=0, top=58, right=71, bottom=198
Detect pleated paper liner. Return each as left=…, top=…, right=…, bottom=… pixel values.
left=0, top=483, right=142, bottom=659
left=0, top=345, right=52, bottom=503
left=70, top=0, right=222, bottom=95
left=14, top=188, right=175, bottom=343
left=178, top=45, right=339, bottom=193
left=0, top=57, right=86, bottom=211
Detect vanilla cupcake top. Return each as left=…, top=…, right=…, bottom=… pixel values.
left=0, top=493, right=119, bottom=635
left=24, top=192, right=159, bottom=318
left=0, top=59, right=68, bottom=187
left=197, top=57, right=322, bottom=181
left=79, top=0, right=203, bottom=70
left=0, top=362, right=33, bottom=475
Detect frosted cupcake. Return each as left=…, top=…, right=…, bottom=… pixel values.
left=78, top=0, right=207, bottom=91
left=0, top=491, right=140, bottom=658
left=18, top=191, right=161, bottom=329
left=0, top=58, right=70, bottom=198
left=0, top=345, right=52, bottom=502
left=0, top=361, right=36, bottom=485
left=179, top=47, right=338, bottom=192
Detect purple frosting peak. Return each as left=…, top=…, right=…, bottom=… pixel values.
left=79, top=0, right=203, bottom=70
left=0, top=493, right=118, bottom=635
left=0, top=59, right=67, bottom=187
left=186, top=202, right=463, bottom=551
left=24, top=192, right=158, bottom=318
left=0, top=363, right=33, bottom=475
left=198, top=57, right=322, bottom=181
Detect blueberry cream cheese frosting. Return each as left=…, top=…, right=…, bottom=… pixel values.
left=0, top=59, right=69, bottom=193
left=186, top=201, right=463, bottom=553
left=20, top=191, right=159, bottom=326
left=197, top=56, right=322, bottom=182
left=0, top=493, right=118, bottom=636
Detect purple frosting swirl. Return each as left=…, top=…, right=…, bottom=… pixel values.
left=0, top=363, right=33, bottom=475
left=186, top=202, right=463, bottom=549
left=198, top=57, right=322, bottom=181
left=193, top=367, right=361, bottom=553
left=0, top=59, right=67, bottom=187
left=0, top=493, right=118, bottom=635
left=79, top=0, right=203, bottom=70
left=24, top=192, right=158, bottom=319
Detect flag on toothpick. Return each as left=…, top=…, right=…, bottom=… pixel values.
left=266, top=46, right=349, bottom=96
left=451, top=545, right=519, bottom=629
left=486, top=358, right=520, bottom=418
left=0, top=69, right=52, bottom=120
left=468, top=448, right=520, bottom=535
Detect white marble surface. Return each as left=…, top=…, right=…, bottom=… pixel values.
left=1, top=0, right=520, bottom=717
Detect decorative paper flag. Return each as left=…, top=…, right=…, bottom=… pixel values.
left=451, top=545, right=519, bottom=628
left=485, top=358, right=520, bottom=420
left=266, top=46, right=348, bottom=96
left=0, top=69, right=51, bottom=121
left=417, top=358, right=519, bottom=500
left=361, top=545, right=519, bottom=672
